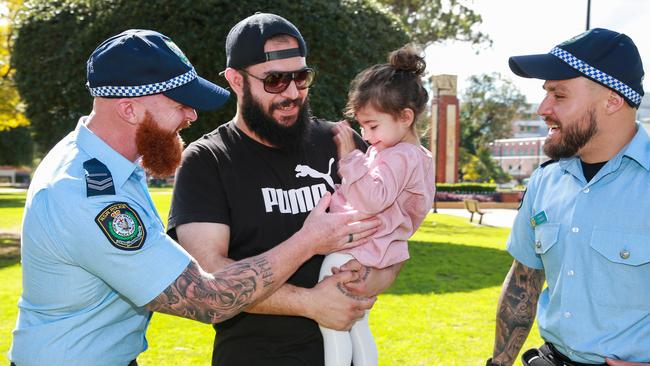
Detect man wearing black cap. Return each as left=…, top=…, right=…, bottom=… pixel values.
left=8, top=29, right=376, bottom=366
left=167, top=13, right=403, bottom=365
left=486, top=28, right=650, bottom=366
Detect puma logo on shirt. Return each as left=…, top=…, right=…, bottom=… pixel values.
left=295, top=158, right=335, bottom=189
left=261, top=184, right=328, bottom=214
left=261, top=159, right=335, bottom=214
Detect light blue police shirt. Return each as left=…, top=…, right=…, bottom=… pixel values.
left=507, top=124, right=650, bottom=363
left=9, top=118, right=191, bottom=366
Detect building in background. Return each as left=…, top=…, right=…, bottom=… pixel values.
left=489, top=137, right=547, bottom=181
left=488, top=104, right=547, bottom=181
left=511, top=117, right=546, bottom=138
left=0, top=165, right=31, bottom=187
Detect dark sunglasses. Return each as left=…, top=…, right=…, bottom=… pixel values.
left=240, top=68, right=315, bottom=94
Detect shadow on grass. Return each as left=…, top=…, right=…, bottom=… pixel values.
left=0, top=193, right=26, bottom=209
left=0, top=233, right=21, bottom=268
left=385, top=241, right=512, bottom=295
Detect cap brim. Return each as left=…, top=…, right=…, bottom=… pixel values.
left=509, top=53, right=582, bottom=80
left=163, top=75, right=230, bottom=111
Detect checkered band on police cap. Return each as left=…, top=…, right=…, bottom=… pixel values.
left=550, top=47, right=642, bottom=106
left=85, top=29, right=230, bottom=111
left=509, top=28, right=644, bottom=108
left=88, top=68, right=197, bottom=98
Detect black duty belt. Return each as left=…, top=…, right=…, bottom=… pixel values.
left=522, top=343, right=605, bottom=366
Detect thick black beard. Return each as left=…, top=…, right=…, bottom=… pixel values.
left=543, top=108, right=598, bottom=159
left=241, top=77, right=311, bottom=153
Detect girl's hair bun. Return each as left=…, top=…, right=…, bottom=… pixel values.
left=389, top=45, right=426, bottom=76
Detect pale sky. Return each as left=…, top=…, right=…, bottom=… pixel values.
left=425, top=0, right=650, bottom=105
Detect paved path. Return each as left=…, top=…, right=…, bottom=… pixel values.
left=434, top=208, right=518, bottom=228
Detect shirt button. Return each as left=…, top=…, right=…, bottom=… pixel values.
left=583, top=188, right=590, bottom=193
left=564, top=312, right=572, bottom=318
left=620, top=250, right=630, bottom=259
left=535, top=240, right=542, bottom=249
left=572, top=227, right=579, bottom=233
left=567, top=270, right=574, bottom=276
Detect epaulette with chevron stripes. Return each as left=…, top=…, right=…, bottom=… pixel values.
left=83, top=158, right=116, bottom=197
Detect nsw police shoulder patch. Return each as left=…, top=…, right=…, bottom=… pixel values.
left=95, top=202, right=146, bottom=251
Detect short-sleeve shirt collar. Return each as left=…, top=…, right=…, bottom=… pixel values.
left=557, top=123, right=650, bottom=179
left=621, top=123, right=650, bottom=171
left=75, top=117, right=142, bottom=187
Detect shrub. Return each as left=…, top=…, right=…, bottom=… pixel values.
left=435, top=192, right=497, bottom=202
left=436, top=182, right=497, bottom=193
left=0, top=126, right=33, bottom=166
left=13, top=0, right=409, bottom=155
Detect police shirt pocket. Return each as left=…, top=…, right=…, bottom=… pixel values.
left=534, top=223, right=560, bottom=255
left=590, top=228, right=650, bottom=310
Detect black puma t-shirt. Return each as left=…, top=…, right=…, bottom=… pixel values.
left=168, top=118, right=365, bottom=365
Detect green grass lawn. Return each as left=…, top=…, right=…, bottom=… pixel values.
left=0, top=189, right=542, bottom=365
left=0, top=192, right=26, bottom=233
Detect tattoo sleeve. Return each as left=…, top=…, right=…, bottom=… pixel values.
left=146, top=256, right=275, bottom=324
left=493, top=260, right=545, bottom=365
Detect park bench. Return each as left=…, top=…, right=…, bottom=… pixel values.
left=463, top=199, right=486, bottom=225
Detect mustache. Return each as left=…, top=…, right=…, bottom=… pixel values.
left=543, top=116, right=562, bottom=126
left=271, top=98, right=302, bottom=111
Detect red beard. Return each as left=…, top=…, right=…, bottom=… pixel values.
left=135, top=112, right=185, bottom=178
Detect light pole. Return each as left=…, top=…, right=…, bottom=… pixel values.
left=586, top=0, right=591, bottom=30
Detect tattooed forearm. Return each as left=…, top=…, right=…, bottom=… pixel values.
left=147, top=257, right=275, bottom=324
left=255, top=256, right=274, bottom=288
left=493, top=260, right=545, bottom=365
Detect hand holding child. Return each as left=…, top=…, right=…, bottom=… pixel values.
left=331, top=259, right=403, bottom=298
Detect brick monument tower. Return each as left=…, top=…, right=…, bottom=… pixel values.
left=429, top=74, right=460, bottom=183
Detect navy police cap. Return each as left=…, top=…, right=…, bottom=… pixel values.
left=86, top=29, right=229, bottom=111
left=225, top=13, right=307, bottom=69
left=509, top=28, right=644, bottom=108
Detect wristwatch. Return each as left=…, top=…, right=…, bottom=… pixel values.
left=486, top=358, right=504, bottom=366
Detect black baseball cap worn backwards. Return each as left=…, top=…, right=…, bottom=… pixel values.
left=509, top=28, right=644, bottom=108
left=86, top=29, right=230, bottom=111
left=225, top=13, right=307, bottom=69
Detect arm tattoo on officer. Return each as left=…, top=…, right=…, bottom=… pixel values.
left=493, top=260, right=545, bottom=365
left=147, top=257, right=275, bottom=324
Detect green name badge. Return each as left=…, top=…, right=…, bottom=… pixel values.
left=530, top=210, right=548, bottom=227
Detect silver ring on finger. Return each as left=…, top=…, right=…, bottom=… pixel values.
left=348, top=233, right=353, bottom=243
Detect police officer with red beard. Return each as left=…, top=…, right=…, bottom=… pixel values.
left=167, top=13, right=404, bottom=366
left=9, top=29, right=379, bottom=366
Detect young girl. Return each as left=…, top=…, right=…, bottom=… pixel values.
left=319, top=46, right=436, bottom=366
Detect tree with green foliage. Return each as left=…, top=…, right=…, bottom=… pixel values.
left=459, top=73, right=528, bottom=182
left=460, top=73, right=529, bottom=155
left=460, top=146, right=510, bottom=183
left=375, top=0, right=490, bottom=47
left=0, top=125, right=32, bottom=166
left=0, top=0, right=32, bottom=165
left=12, top=0, right=411, bottom=155
left=0, top=0, right=27, bottom=131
